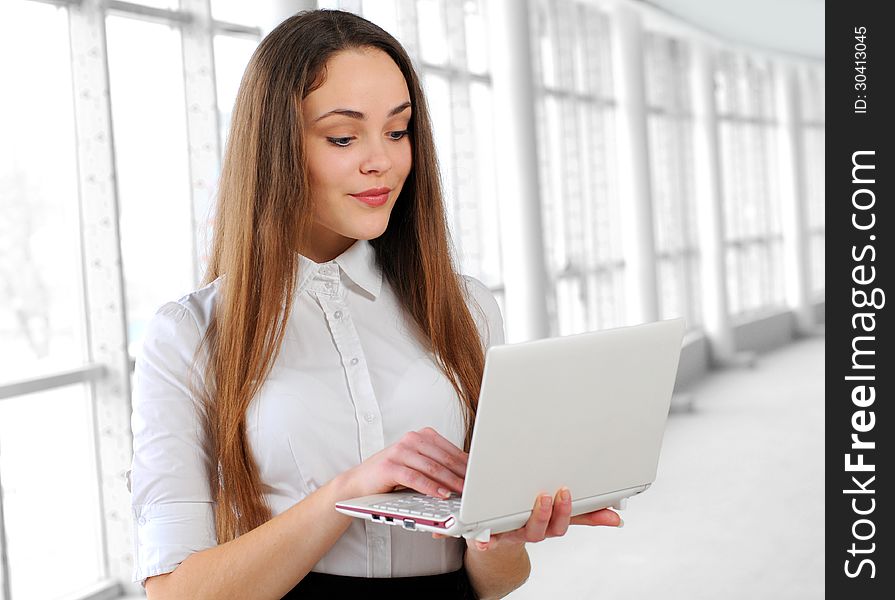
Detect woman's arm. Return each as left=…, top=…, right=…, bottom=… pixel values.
left=145, top=427, right=469, bottom=600
left=456, top=490, right=622, bottom=599
left=145, top=473, right=356, bottom=600
left=463, top=542, right=531, bottom=599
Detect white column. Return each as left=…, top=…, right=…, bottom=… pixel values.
left=610, top=4, right=659, bottom=326
left=181, top=0, right=221, bottom=286
left=775, top=63, right=814, bottom=334
left=485, top=0, right=550, bottom=342
left=68, top=0, right=134, bottom=589
left=690, top=41, right=737, bottom=365
left=444, top=0, right=482, bottom=273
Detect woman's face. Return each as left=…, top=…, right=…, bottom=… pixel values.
left=300, top=47, right=413, bottom=262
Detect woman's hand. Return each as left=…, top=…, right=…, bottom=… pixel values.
left=338, top=427, right=468, bottom=499
left=432, top=488, right=622, bottom=551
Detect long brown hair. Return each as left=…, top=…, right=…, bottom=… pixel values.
left=190, top=9, right=487, bottom=544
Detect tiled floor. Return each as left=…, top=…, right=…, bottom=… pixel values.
left=508, top=334, right=824, bottom=599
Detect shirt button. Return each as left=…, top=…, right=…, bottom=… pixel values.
left=334, top=310, right=343, bottom=319
left=138, top=517, right=146, bottom=526
left=325, top=282, right=334, bottom=291
left=373, top=537, right=385, bottom=549
left=364, top=412, right=376, bottom=423
left=350, top=357, right=359, bottom=366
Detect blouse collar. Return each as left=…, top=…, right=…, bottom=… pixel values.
left=296, top=239, right=383, bottom=299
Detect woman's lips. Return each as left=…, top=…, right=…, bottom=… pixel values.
left=350, top=189, right=390, bottom=207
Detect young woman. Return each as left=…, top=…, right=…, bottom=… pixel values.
left=129, top=9, right=621, bottom=599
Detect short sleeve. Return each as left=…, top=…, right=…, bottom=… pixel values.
left=129, top=302, right=217, bottom=586
left=461, top=275, right=506, bottom=349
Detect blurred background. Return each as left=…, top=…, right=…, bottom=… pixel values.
left=0, top=0, right=824, bottom=598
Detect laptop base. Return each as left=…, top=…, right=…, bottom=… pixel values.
left=334, top=484, right=648, bottom=543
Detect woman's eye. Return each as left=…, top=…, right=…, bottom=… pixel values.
left=326, top=130, right=409, bottom=148
left=327, top=136, right=353, bottom=147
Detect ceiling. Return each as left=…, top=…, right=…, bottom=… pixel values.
left=640, top=0, right=825, bottom=59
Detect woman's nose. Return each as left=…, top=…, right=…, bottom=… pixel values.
left=359, top=139, right=392, bottom=174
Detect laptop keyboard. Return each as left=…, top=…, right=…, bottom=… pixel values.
left=370, top=493, right=462, bottom=518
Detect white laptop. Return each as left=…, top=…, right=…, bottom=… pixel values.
left=335, top=317, right=685, bottom=543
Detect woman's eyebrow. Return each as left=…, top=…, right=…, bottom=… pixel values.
left=314, top=101, right=412, bottom=123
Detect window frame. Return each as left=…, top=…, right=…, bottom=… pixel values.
left=0, top=1, right=261, bottom=598
left=643, top=31, right=703, bottom=329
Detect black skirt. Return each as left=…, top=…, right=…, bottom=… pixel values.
left=282, top=568, right=478, bottom=599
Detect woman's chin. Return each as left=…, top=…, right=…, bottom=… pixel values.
left=350, top=218, right=391, bottom=241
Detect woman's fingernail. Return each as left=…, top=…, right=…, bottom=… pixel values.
left=541, top=495, right=553, bottom=509
left=561, top=488, right=570, bottom=503
left=438, top=488, right=451, bottom=498
left=476, top=541, right=489, bottom=551
left=617, top=518, right=625, bottom=528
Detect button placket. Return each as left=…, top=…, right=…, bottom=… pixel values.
left=313, top=294, right=385, bottom=463
left=312, top=275, right=391, bottom=577
left=364, top=521, right=392, bottom=577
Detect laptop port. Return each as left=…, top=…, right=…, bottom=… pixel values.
left=371, top=514, right=380, bottom=521
left=402, top=519, right=416, bottom=530
left=384, top=516, right=393, bottom=523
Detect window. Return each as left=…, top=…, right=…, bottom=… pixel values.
left=0, top=0, right=87, bottom=381
left=0, top=4, right=101, bottom=599
left=799, top=67, right=825, bottom=298
left=2, top=1, right=262, bottom=597
left=0, top=385, right=103, bottom=600
left=715, top=52, right=785, bottom=319
left=532, top=0, right=623, bottom=335
left=643, top=33, right=702, bottom=328
left=106, top=14, right=195, bottom=357
left=213, top=34, right=258, bottom=153
left=337, top=0, right=504, bottom=295
left=210, top=0, right=261, bottom=154
left=103, top=2, right=262, bottom=355
left=210, top=0, right=262, bottom=26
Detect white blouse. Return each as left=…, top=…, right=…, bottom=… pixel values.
left=128, top=238, right=504, bottom=586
